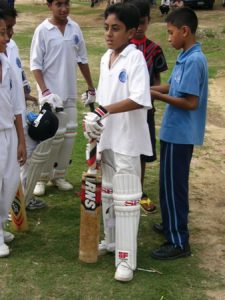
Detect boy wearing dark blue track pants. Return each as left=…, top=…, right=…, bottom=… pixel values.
left=150, top=7, right=208, bottom=260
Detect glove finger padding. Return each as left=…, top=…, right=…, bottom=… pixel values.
left=83, top=112, right=104, bottom=141
left=81, top=90, right=96, bottom=107
left=40, top=94, right=63, bottom=112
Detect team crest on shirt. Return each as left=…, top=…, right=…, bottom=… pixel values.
left=16, top=57, right=22, bottom=69
left=119, top=69, right=127, bottom=83
left=74, top=34, right=79, bottom=45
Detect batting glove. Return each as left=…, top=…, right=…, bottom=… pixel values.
left=81, top=89, right=96, bottom=107
left=40, top=89, right=64, bottom=112
left=83, top=105, right=109, bottom=141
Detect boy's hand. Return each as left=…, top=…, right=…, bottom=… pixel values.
left=83, top=112, right=103, bottom=141
left=83, top=105, right=109, bottom=141
left=40, top=89, right=63, bottom=112
left=17, top=142, right=27, bottom=166
left=25, top=93, right=38, bottom=103
left=151, top=89, right=161, bottom=100
left=81, top=89, right=96, bottom=107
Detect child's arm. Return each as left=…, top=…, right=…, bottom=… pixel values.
left=78, top=63, right=95, bottom=90
left=22, top=69, right=38, bottom=103
left=14, top=114, right=26, bottom=166
left=151, top=84, right=170, bottom=94
left=151, top=89, right=198, bottom=110
left=32, top=69, right=48, bottom=93
left=83, top=99, right=143, bottom=141
left=104, top=98, right=142, bottom=114
left=25, top=93, right=38, bottom=103
left=153, top=73, right=161, bottom=86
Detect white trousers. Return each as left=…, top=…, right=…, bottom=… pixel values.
left=0, top=127, right=20, bottom=223
left=101, top=149, right=141, bottom=178
left=53, top=99, right=77, bottom=179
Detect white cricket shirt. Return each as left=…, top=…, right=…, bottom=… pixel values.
left=0, top=53, right=22, bottom=130
left=30, top=17, right=88, bottom=101
left=96, top=44, right=153, bottom=157
left=6, top=40, right=26, bottom=126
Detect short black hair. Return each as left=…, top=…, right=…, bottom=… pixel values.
left=123, top=0, right=150, bottom=18
left=0, top=10, right=4, bottom=21
left=0, top=0, right=17, bottom=18
left=47, top=0, right=70, bottom=4
left=104, top=2, right=140, bottom=30
left=165, top=7, right=198, bottom=34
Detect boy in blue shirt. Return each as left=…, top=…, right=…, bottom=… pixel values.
left=151, top=7, right=208, bottom=260
left=127, top=0, right=168, bottom=214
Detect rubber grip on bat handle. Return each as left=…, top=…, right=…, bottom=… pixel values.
left=89, top=103, right=95, bottom=112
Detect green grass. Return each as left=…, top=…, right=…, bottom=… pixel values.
left=1, top=1, right=225, bottom=299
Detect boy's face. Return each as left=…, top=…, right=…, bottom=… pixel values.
left=134, top=16, right=149, bottom=40
left=104, top=14, right=136, bottom=51
left=48, top=0, right=70, bottom=23
left=4, top=16, right=16, bottom=42
left=0, top=19, right=8, bottom=53
left=167, top=23, right=185, bottom=50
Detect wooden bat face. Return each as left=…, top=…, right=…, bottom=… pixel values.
left=11, top=183, right=28, bottom=231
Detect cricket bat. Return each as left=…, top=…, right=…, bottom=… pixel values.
left=10, top=182, right=28, bottom=231
left=79, top=136, right=102, bottom=263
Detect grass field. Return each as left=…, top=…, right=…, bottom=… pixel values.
left=1, top=1, right=225, bottom=299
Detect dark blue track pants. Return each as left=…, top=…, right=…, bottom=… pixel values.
left=160, top=141, right=193, bottom=248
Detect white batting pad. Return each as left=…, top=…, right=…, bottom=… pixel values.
left=113, top=174, right=142, bottom=270
left=53, top=122, right=77, bottom=179
left=101, top=163, right=115, bottom=250
left=115, top=205, right=140, bottom=270
left=25, top=137, right=54, bottom=205
left=113, top=174, right=142, bottom=205
left=40, top=111, right=67, bottom=181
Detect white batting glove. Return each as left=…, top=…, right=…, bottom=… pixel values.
left=40, top=89, right=63, bottom=112
left=83, top=105, right=109, bottom=141
left=81, top=89, right=96, bottom=107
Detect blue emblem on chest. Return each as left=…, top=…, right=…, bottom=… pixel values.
left=16, top=57, right=22, bottom=69
left=74, top=35, right=79, bottom=45
left=119, top=70, right=127, bottom=83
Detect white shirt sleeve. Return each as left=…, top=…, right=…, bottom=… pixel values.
left=11, top=67, right=23, bottom=116
left=30, top=26, right=45, bottom=71
left=128, top=51, right=152, bottom=109
left=76, top=27, right=88, bottom=64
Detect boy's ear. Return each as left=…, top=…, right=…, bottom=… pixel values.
left=182, top=25, right=190, bottom=37
left=128, top=28, right=137, bottom=40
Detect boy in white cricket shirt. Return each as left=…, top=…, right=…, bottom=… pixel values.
left=0, top=13, right=26, bottom=257
left=30, top=0, right=95, bottom=196
left=83, top=3, right=152, bottom=282
left=1, top=1, right=46, bottom=210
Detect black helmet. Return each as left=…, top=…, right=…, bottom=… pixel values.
left=28, top=103, right=59, bottom=141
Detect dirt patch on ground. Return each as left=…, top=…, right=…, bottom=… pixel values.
left=189, top=73, right=225, bottom=299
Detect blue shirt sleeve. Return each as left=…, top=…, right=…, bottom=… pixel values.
left=177, top=58, right=202, bottom=97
